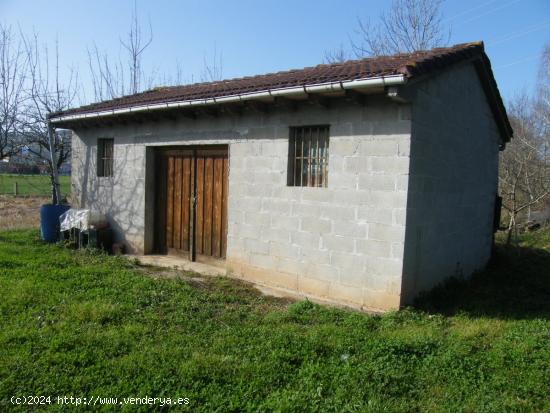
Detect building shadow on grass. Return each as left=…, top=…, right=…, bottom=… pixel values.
left=414, top=242, right=550, bottom=320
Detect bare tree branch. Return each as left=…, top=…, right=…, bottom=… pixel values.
left=352, top=0, right=450, bottom=57
left=323, top=43, right=350, bottom=64
left=0, top=23, right=27, bottom=160
left=200, top=45, right=223, bottom=82
left=87, top=0, right=154, bottom=101
left=20, top=31, right=77, bottom=204
left=499, top=53, right=550, bottom=243
left=120, top=0, right=153, bottom=94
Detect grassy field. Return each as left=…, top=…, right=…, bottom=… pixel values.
left=0, top=174, right=70, bottom=197
left=0, top=229, right=548, bottom=412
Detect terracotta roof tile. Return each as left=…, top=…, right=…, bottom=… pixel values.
left=54, top=42, right=487, bottom=118
left=51, top=41, right=512, bottom=142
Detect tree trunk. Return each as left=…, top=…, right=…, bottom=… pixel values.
left=47, top=122, right=61, bottom=205
left=50, top=172, right=58, bottom=205
left=506, top=212, right=516, bottom=245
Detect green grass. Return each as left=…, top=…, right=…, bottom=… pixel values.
left=0, top=229, right=549, bottom=412
left=0, top=174, right=70, bottom=197
left=514, top=228, right=550, bottom=250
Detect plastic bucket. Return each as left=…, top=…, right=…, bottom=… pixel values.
left=40, top=204, right=71, bottom=242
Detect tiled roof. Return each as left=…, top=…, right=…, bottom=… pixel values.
left=51, top=41, right=512, bottom=141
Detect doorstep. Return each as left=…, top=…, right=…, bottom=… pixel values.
left=130, top=254, right=227, bottom=277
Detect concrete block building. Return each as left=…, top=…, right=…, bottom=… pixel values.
left=50, top=42, right=512, bottom=311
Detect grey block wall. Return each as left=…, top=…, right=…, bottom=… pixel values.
left=69, top=60, right=501, bottom=312
left=71, top=96, right=411, bottom=311
left=400, top=62, right=501, bottom=303
left=226, top=100, right=411, bottom=311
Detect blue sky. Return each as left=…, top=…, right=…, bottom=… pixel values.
left=1, top=0, right=549, bottom=105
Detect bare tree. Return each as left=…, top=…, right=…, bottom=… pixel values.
left=200, top=45, right=223, bottom=82
left=21, top=33, right=78, bottom=204
left=534, top=45, right=550, bottom=147
left=87, top=43, right=127, bottom=101
left=352, top=0, right=450, bottom=57
left=121, top=0, right=153, bottom=94
left=158, top=59, right=187, bottom=86
left=0, top=24, right=27, bottom=160
left=499, top=89, right=550, bottom=243
left=87, top=0, right=153, bottom=101
left=324, top=43, right=350, bottom=64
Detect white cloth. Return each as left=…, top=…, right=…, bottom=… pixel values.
left=59, top=209, right=107, bottom=231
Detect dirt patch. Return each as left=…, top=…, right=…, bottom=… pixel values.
left=135, top=263, right=207, bottom=283
left=132, top=262, right=295, bottom=309
left=0, top=196, right=49, bottom=231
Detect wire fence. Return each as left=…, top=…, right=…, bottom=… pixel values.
left=0, top=174, right=71, bottom=198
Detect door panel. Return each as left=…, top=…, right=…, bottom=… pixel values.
left=159, top=147, right=228, bottom=260
left=166, top=156, right=174, bottom=249
left=221, top=156, right=228, bottom=257
left=202, top=156, right=214, bottom=257
left=182, top=156, right=191, bottom=251
left=212, top=157, right=223, bottom=257
left=165, top=152, right=193, bottom=253
left=195, top=156, right=205, bottom=255
left=195, top=153, right=228, bottom=259
left=173, top=156, right=183, bottom=250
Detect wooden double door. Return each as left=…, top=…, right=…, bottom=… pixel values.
left=155, top=146, right=228, bottom=261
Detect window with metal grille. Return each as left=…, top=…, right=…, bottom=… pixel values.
left=288, top=125, right=329, bottom=187
left=97, top=138, right=114, bottom=177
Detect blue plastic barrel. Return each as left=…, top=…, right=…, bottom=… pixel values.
left=40, top=204, right=71, bottom=242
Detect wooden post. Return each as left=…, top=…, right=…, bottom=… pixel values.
left=13, top=181, right=18, bottom=196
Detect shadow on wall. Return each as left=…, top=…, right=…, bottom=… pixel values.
left=414, top=241, right=550, bottom=320
left=72, top=133, right=144, bottom=252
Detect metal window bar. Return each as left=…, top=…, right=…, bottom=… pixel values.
left=104, top=142, right=109, bottom=177
left=308, top=127, right=313, bottom=186
left=289, top=129, right=298, bottom=186
left=106, top=139, right=113, bottom=177
left=289, top=126, right=329, bottom=187
left=300, top=129, right=305, bottom=186
left=324, top=127, right=328, bottom=186
left=97, top=139, right=114, bottom=177
left=316, top=126, right=321, bottom=187
left=97, top=141, right=104, bottom=177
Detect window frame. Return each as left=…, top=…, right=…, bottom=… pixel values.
left=97, top=138, right=114, bottom=178
left=287, top=125, right=330, bottom=188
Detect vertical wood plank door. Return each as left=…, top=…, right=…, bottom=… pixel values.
left=165, top=151, right=194, bottom=255
left=194, top=148, right=228, bottom=260
left=160, top=147, right=228, bottom=260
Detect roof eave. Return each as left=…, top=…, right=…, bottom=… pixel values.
left=48, top=74, right=407, bottom=124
